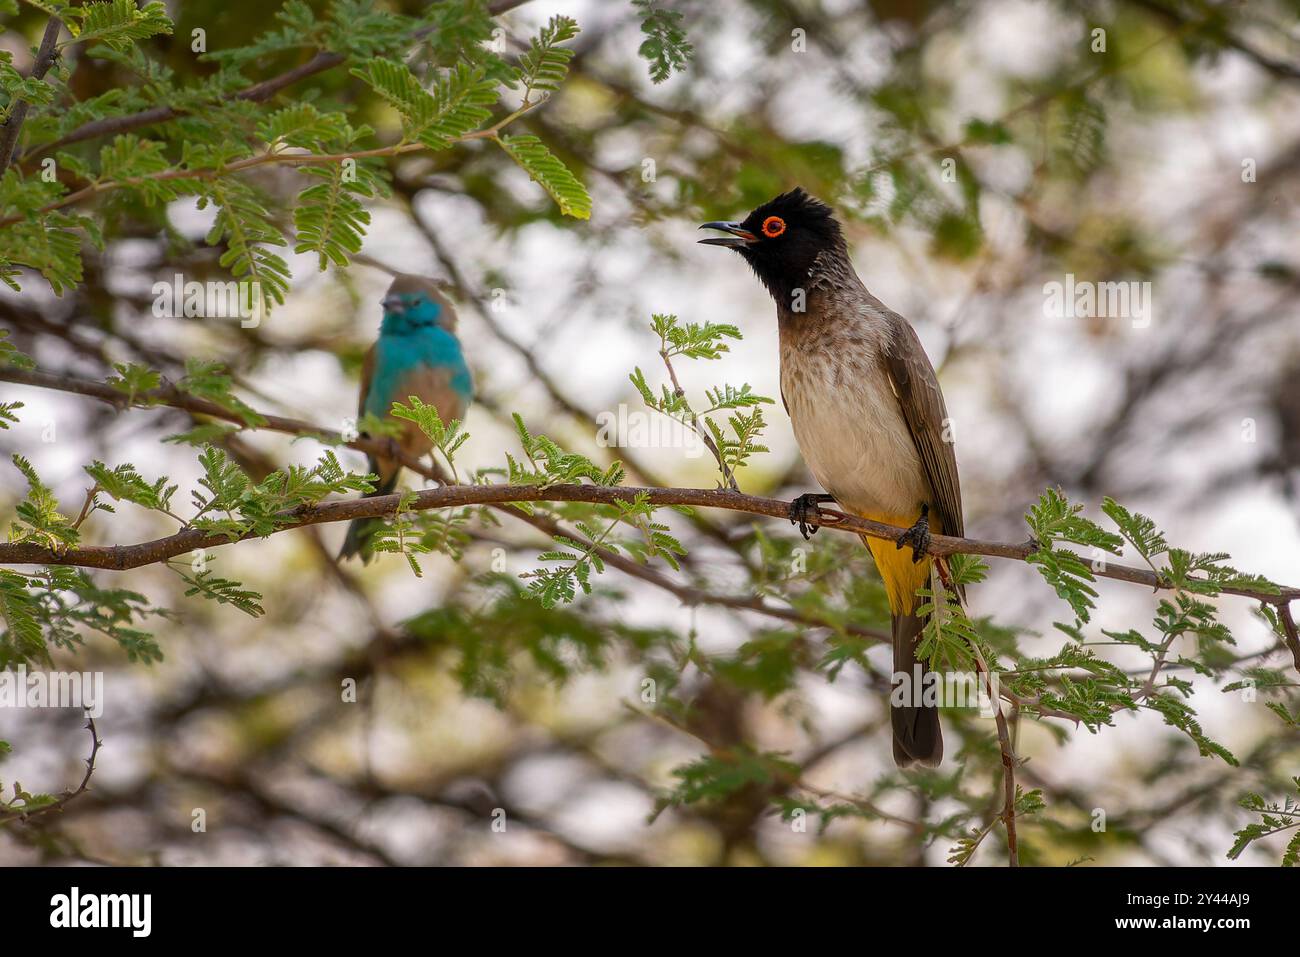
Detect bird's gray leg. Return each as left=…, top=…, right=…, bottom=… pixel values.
left=895, top=503, right=931, bottom=564
left=789, top=493, right=837, bottom=540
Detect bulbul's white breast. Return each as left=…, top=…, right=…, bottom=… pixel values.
left=779, top=333, right=928, bottom=520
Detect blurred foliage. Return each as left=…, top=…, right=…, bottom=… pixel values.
left=0, top=0, right=1298, bottom=866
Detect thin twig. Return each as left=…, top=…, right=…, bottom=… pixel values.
left=0, top=17, right=63, bottom=170
left=0, top=715, right=101, bottom=826
left=658, top=342, right=738, bottom=491
left=972, top=642, right=1019, bottom=866
left=70, top=484, right=100, bottom=529
left=1278, top=603, right=1300, bottom=673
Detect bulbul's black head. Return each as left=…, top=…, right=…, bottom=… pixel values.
left=698, top=187, right=846, bottom=301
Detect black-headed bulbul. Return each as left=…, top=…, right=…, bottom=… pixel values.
left=701, top=188, right=962, bottom=767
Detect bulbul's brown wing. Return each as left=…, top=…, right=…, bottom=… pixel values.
left=881, top=314, right=964, bottom=541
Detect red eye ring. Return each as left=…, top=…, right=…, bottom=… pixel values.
left=761, top=216, right=786, bottom=238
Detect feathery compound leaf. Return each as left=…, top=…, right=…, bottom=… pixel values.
left=1023, top=489, right=1125, bottom=625
left=201, top=0, right=320, bottom=65
left=705, top=406, right=769, bottom=475
left=8, top=454, right=79, bottom=550
left=1026, top=545, right=1098, bottom=624
left=390, top=395, right=469, bottom=479
left=201, top=180, right=289, bottom=312
left=84, top=461, right=177, bottom=513
left=1100, top=497, right=1167, bottom=560
left=496, top=134, right=591, bottom=219
left=323, top=0, right=426, bottom=59
left=633, top=0, right=694, bottom=84
left=67, top=1, right=173, bottom=53
left=0, top=170, right=87, bottom=295
left=0, top=51, right=57, bottom=111
left=98, top=135, right=181, bottom=205
left=178, top=359, right=265, bottom=427
left=514, top=15, right=579, bottom=102
left=420, top=63, right=498, bottom=148
left=703, top=382, right=773, bottom=412
left=351, top=59, right=496, bottom=149
left=653, top=313, right=742, bottom=360
left=4, top=218, right=84, bottom=294
left=106, top=361, right=161, bottom=402
left=351, top=57, right=436, bottom=123
left=256, top=104, right=352, bottom=149
left=0, top=570, right=46, bottom=667
left=1027, top=488, right=1122, bottom=552
left=1229, top=780, right=1300, bottom=863
left=177, top=570, right=265, bottom=618
left=657, top=751, right=796, bottom=810
left=192, top=445, right=251, bottom=515
left=293, top=165, right=372, bottom=270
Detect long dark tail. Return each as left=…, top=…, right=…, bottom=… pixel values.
left=338, top=467, right=398, bottom=562
left=891, top=610, right=944, bottom=768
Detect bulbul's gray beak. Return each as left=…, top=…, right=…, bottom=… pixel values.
left=698, top=221, right=757, bottom=247
left=382, top=294, right=405, bottom=312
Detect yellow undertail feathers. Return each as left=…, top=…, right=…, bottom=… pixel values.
left=856, top=509, right=937, bottom=615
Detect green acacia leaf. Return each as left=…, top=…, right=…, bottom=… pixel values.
left=496, top=134, right=591, bottom=219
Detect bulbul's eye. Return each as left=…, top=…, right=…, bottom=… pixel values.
left=762, top=216, right=786, bottom=238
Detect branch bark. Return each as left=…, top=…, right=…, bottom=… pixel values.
left=0, top=716, right=100, bottom=826
left=0, top=476, right=1295, bottom=608
left=3, top=366, right=1297, bottom=617
left=0, top=17, right=63, bottom=171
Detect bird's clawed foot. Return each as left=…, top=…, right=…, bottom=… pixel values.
left=789, top=493, right=836, bottom=540
left=895, top=504, right=931, bottom=564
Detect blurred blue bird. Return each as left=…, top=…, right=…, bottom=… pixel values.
left=339, top=274, right=473, bottom=561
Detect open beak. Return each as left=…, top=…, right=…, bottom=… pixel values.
left=382, top=294, right=405, bottom=312
left=698, top=221, right=757, bottom=247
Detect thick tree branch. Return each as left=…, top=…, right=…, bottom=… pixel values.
left=1, top=477, right=1296, bottom=610
left=3, top=367, right=1298, bottom=618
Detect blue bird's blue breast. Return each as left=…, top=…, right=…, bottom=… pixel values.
left=366, top=320, right=473, bottom=421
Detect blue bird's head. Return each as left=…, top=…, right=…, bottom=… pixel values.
left=379, top=274, right=458, bottom=335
